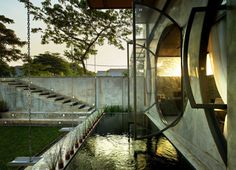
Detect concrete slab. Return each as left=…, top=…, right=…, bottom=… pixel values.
left=8, top=157, right=42, bottom=166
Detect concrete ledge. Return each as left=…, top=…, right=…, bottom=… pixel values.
left=0, top=118, right=83, bottom=126
left=0, top=111, right=95, bottom=119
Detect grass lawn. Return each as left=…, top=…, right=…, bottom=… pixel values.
left=0, top=126, right=63, bottom=170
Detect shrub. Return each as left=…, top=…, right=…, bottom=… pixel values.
left=0, top=100, right=8, bottom=112
left=103, top=105, right=132, bottom=113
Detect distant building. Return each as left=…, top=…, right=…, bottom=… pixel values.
left=97, top=68, right=127, bottom=77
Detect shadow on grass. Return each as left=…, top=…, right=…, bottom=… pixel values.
left=0, top=126, right=63, bottom=170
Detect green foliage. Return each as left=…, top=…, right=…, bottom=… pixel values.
left=23, top=52, right=69, bottom=76
left=22, top=52, right=94, bottom=77
left=122, top=70, right=128, bottom=77
left=69, top=63, right=95, bottom=76
left=0, top=15, right=26, bottom=62
left=19, top=0, right=132, bottom=73
left=103, top=105, right=132, bottom=113
left=0, top=100, right=9, bottom=112
left=0, top=126, right=62, bottom=170
left=0, top=61, right=14, bottom=77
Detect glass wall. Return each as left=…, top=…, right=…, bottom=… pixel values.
left=134, top=4, right=183, bottom=125
left=155, top=25, right=182, bottom=124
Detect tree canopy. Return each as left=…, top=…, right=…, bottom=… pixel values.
left=0, top=61, right=14, bottom=77
left=19, top=0, right=132, bottom=73
left=0, top=15, right=26, bottom=62
left=22, top=52, right=94, bottom=76
left=23, top=52, right=71, bottom=76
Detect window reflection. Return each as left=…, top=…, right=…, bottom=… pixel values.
left=155, top=25, right=182, bottom=123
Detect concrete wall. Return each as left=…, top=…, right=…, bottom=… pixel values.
left=227, top=0, right=236, bottom=169
left=0, top=77, right=144, bottom=111
left=0, top=81, right=71, bottom=113
left=24, top=77, right=96, bottom=106
left=27, top=77, right=144, bottom=110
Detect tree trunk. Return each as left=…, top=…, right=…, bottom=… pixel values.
left=81, top=60, right=87, bottom=74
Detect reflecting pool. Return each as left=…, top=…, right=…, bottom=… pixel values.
left=66, top=113, right=194, bottom=170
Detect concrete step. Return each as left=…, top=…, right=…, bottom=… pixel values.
left=8, top=82, right=23, bottom=86
left=39, top=91, right=51, bottom=96
left=47, top=94, right=58, bottom=98
left=79, top=106, right=95, bottom=112
left=15, top=85, right=28, bottom=88
left=70, top=101, right=82, bottom=106
left=31, top=90, right=44, bottom=93
left=78, top=104, right=86, bottom=109
left=2, top=79, right=95, bottom=114
left=63, top=100, right=79, bottom=106
left=0, top=79, right=16, bottom=83
left=62, top=99, right=72, bottom=104
left=55, top=96, right=65, bottom=101
left=23, top=87, right=37, bottom=90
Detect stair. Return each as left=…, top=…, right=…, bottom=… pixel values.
left=0, top=79, right=96, bottom=115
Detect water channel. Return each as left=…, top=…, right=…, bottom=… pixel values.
left=66, top=113, right=195, bottom=170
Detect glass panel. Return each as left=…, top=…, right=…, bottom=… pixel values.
left=188, top=12, right=205, bottom=104
left=186, top=9, right=227, bottom=137
left=156, top=25, right=182, bottom=123
left=208, top=17, right=227, bottom=135
left=135, top=4, right=183, bottom=125
left=187, top=11, right=227, bottom=107
left=208, top=18, right=227, bottom=104
left=134, top=4, right=159, bottom=137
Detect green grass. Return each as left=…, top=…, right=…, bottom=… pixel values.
left=0, top=126, right=62, bottom=170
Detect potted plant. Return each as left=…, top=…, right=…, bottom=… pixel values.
left=58, top=145, right=64, bottom=169
left=68, top=133, right=75, bottom=156
left=58, top=143, right=64, bottom=169
left=65, top=150, right=70, bottom=160
left=45, top=152, right=58, bottom=170
left=58, top=159, right=64, bottom=169
left=75, top=132, right=80, bottom=149
left=46, top=143, right=63, bottom=170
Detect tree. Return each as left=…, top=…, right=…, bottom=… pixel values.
left=22, top=52, right=94, bottom=76
left=0, top=61, right=14, bottom=77
left=0, top=15, right=26, bottom=62
left=19, top=0, right=132, bottom=73
left=69, top=62, right=95, bottom=76
left=23, top=52, right=71, bottom=76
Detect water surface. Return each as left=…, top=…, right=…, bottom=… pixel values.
left=66, top=113, right=194, bottom=170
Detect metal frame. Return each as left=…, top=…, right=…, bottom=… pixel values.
left=181, top=2, right=227, bottom=165
left=134, top=2, right=184, bottom=125
left=183, top=6, right=227, bottom=110
left=154, top=24, right=183, bottom=125
left=132, top=0, right=137, bottom=139
left=132, top=1, right=184, bottom=140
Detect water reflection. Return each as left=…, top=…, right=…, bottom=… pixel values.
left=156, top=137, right=178, bottom=161
left=66, top=114, right=193, bottom=170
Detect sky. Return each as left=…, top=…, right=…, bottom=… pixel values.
left=0, top=0, right=129, bottom=72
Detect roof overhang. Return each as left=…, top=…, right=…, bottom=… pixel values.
left=87, top=0, right=132, bottom=9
